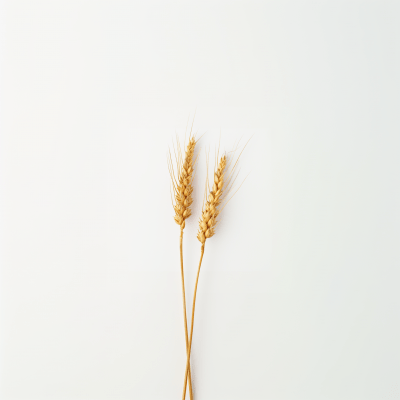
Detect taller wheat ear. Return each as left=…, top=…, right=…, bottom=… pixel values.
left=169, top=136, right=197, bottom=400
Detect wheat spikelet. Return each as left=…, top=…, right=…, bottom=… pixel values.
left=197, top=155, right=226, bottom=243
left=173, top=138, right=196, bottom=230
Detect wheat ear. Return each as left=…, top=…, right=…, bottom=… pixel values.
left=173, top=137, right=196, bottom=229
left=197, top=155, right=226, bottom=244
left=181, top=155, right=227, bottom=400
left=169, top=136, right=197, bottom=400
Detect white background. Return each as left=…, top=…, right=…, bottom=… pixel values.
left=1, top=1, right=399, bottom=399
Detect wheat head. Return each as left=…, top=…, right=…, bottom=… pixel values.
left=197, top=155, right=226, bottom=244
left=173, top=137, right=196, bottom=230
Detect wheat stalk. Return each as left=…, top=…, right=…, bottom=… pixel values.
left=180, top=137, right=250, bottom=399
left=180, top=154, right=228, bottom=400
left=168, top=133, right=199, bottom=400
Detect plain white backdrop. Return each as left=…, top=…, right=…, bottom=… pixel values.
left=0, top=1, right=399, bottom=399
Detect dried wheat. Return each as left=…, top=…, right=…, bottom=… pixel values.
left=168, top=133, right=199, bottom=400
left=181, top=141, right=249, bottom=399
left=181, top=155, right=228, bottom=400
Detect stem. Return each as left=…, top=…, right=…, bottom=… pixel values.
left=180, top=229, right=193, bottom=400
left=181, top=243, right=205, bottom=400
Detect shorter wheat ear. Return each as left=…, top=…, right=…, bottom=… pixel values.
left=181, top=140, right=249, bottom=399
left=181, top=154, right=227, bottom=400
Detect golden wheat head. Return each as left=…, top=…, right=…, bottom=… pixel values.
left=197, top=155, right=226, bottom=243
left=170, top=137, right=196, bottom=230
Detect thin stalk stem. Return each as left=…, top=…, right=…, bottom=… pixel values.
left=180, top=229, right=193, bottom=400
left=181, top=243, right=205, bottom=400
